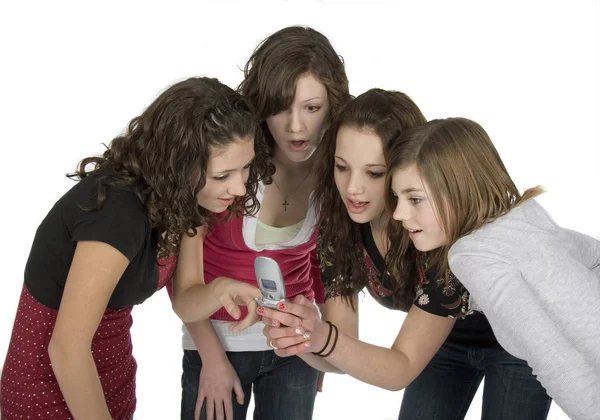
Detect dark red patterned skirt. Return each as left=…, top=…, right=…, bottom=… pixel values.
left=0, top=254, right=176, bottom=419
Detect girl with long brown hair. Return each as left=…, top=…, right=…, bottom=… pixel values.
left=179, top=26, right=351, bottom=420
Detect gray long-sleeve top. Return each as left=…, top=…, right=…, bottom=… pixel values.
left=449, top=199, right=600, bottom=420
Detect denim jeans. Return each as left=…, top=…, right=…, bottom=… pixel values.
left=181, top=349, right=318, bottom=420
left=398, top=341, right=552, bottom=420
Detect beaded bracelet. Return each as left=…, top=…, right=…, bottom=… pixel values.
left=311, top=321, right=333, bottom=356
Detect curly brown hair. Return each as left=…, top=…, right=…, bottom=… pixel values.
left=314, top=88, right=427, bottom=309
left=238, top=26, right=351, bottom=157
left=68, top=77, right=273, bottom=257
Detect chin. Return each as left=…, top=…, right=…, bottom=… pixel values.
left=413, top=242, right=439, bottom=252
left=346, top=211, right=371, bottom=224
left=288, top=148, right=317, bottom=163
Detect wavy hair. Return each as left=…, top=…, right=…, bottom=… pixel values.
left=238, top=26, right=351, bottom=157
left=385, top=117, right=543, bottom=280
left=68, top=77, right=273, bottom=257
left=314, top=88, right=427, bottom=308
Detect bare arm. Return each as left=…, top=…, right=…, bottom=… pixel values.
left=263, top=296, right=454, bottom=390
left=171, top=231, right=262, bottom=325
left=48, top=241, right=129, bottom=420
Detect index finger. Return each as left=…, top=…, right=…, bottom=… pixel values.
left=259, top=306, right=302, bottom=327
left=229, top=305, right=259, bottom=332
left=274, top=299, right=317, bottom=321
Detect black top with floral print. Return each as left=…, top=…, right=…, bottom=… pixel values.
left=322, top=223, right=500, bottom=348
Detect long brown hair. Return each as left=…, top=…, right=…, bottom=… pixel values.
left=68, top=77, right=273, bottom=257
left=238, top=26, right=351, bottom=157
left=386, top=117, right=543, bottom=278
left=315, top=88, right=427, bottom=308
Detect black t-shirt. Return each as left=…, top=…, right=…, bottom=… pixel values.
left=24, top=171, right=161, bottom=310
left=322, top=222, right=499, bottom=348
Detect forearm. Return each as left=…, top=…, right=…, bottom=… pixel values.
left=319, top=330, right=414, bottom=391
left=185, top=318, right=228, bottom=363
left=48, top=344, right=112, bottom=420
left=173, top=279, right=222, bottom=323
left=297, top=351, right=343, bottom=373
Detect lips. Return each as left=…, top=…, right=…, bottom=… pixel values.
left=347, top=198, right=370, bottom=214
left=219, top=197, right=235, bottom=206
left=288, top=139, right=309, bottom=152
left=405, top=227, right=423, bottom=239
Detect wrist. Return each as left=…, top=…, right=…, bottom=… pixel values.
left=210, top=277, right=228, bottom=301
left=311, top=321, right=332, bottom=354
left=199, top=349, right=229, bottom=365
left=311, top=321, right=339, bottom=357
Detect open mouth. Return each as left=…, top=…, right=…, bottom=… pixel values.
left=347, top=198, right=369, bottom=213
left=406, top=228, right=423, bottom=238
left=289, top=140, right=308, bottom=151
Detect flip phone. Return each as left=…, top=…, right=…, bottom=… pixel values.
left=254, top=256, right=286, bottom=308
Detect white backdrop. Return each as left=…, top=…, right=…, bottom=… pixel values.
left=1, top=1, right=598, bottom=419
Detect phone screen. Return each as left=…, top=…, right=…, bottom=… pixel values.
left=260, top=279, right=278, bottom=291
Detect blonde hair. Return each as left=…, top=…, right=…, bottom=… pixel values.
left=385, top=117, right=543, bottom=277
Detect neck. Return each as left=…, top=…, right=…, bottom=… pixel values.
left=369, top=214, right=387, bottom=235
left=272, top=147, right=315, bottom=174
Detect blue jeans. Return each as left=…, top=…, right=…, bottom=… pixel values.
left=398, top=341, right=552, bottom=420
left=181, top=349, right=318, bottom=420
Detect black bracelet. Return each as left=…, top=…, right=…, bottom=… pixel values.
left=311, top=321, right=333, bottom=356
left=319, top=323, right=339, bottom=358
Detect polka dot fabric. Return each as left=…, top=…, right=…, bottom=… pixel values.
left=0, top=253, right=177, bottom=419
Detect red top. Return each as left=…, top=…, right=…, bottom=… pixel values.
left=204, top=213, right=324, bottom=321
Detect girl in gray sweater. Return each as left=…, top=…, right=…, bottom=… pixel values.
left=260, top=115, right=597, bottom=419
left=387, top=117, right=599, bottom=420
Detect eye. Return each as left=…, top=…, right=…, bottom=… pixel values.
left=334, top=163, right=348, bottom=172
left=367, top=171, right=385, bottom=179
left=307, top=105, right=321, bottom=113
left=243, top=162, right=252, bottom=170
left=409, top=197, right=422, bottom=205
left=213, top=174, right=229, bottom=181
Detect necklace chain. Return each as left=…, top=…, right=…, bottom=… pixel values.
left=272, top=169, right=311, bottom=212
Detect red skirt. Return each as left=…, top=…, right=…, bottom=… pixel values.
left=1, top=254, right=177, bottom=419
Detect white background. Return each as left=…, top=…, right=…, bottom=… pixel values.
left=1, top=1, right=598, bottom=419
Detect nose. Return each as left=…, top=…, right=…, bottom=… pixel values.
left=228, top=172, right=247, bottom=197
left=287, top=109, right=304, bottom=133
left=392, top=198, right=409, bottom=222
left=346, top=172, right=364, bottom=195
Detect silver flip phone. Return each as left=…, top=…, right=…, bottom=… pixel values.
left=254, top=256, right=286, bottom=308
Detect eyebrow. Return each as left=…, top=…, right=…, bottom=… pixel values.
left=300, top=96, right=324, bottom=103
left=400, top=187, right=424, bottom=194
left=334, top=156, right=386, bottom=168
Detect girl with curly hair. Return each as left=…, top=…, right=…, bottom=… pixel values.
left=0, top=76, right=271, bottom=420
left=179, top=26, right=350, bottom=420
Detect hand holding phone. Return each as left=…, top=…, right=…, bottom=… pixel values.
left=254, top=256, right=286, bottom=309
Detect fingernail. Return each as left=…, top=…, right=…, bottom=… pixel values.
left=257, top=307, right=264, bottom=314
left=277, top=302, right=285, bottom=310
left=303, top=332, right=310, bottom=339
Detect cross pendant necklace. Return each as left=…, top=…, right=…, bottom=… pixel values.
left=272, top=169, right=311, bottom=212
